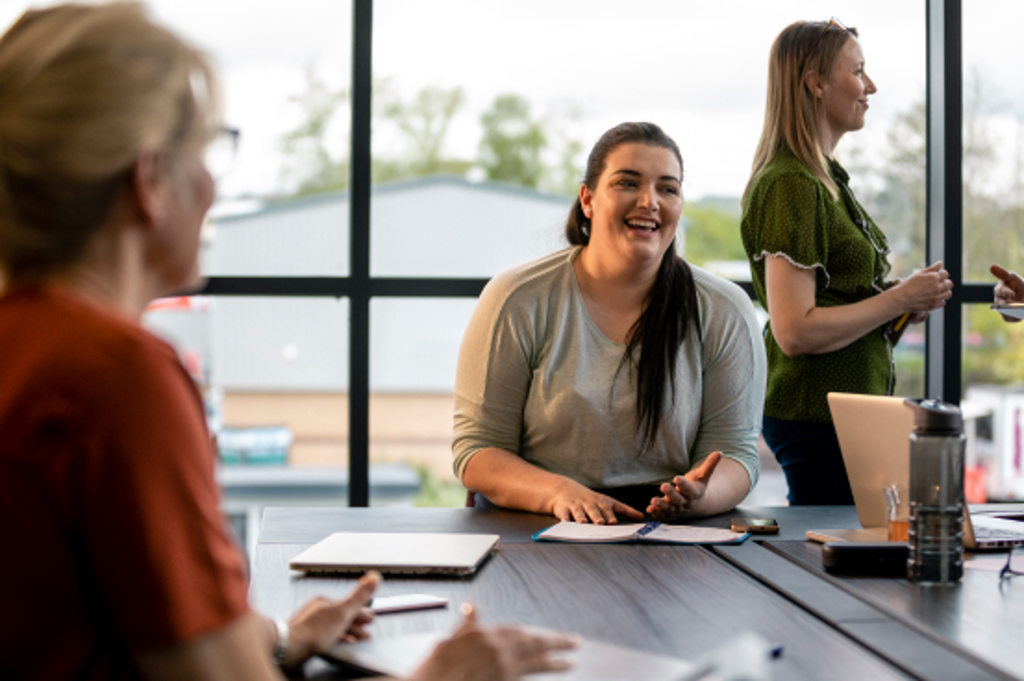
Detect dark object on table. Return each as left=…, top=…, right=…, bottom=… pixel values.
left=822, top=541, right=909, bottom=576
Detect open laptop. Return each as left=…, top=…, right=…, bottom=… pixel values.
left=805, top=392, right=1024, bottom=550
left=288, top=532, right=499, bottom=576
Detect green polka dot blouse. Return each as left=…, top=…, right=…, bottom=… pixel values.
left=741, top=148, right=895, bottom=424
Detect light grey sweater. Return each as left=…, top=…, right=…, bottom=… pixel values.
left=453, top=246, right=766, bottom=491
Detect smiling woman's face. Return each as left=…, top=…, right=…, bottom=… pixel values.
left=580, top=142, right=682, bottom=273
left=820, top=36, right=877, bottom=140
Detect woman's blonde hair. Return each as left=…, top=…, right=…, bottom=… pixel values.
left=743, top=20, right=857, bottom=202
left=0, top=2, right=218, bottom=285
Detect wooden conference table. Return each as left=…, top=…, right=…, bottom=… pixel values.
left=250, top=505, right=1024, bottom=680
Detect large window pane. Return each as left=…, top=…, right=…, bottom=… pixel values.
left=205, top=197, right=350, bottom=276
left=963, top=1, right=1024, bottom=282
left=162, top=0, right=352, bottom=277
left=0, top=1, right=353, bottom=277
left=962, top=307, right=1024, bottom=503
left=961, top=2, right=1024, bottom=503
left=371, top=1, right=925, bottom=280
left=151, top=2, right=355, bottom=543
left=145, top=296, right=353, bottom=551
left=145, top=296, right=350, bottom=463
left=368, top=298, right=478, bottom=506
left=370, top=180, right=566, bottom=277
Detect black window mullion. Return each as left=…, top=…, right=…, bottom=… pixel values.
left=925, top=0, right=963, bottom=403
left=197, top=277, right=351, bottom=297
left=960, top=283, right=994, bottom=304
left=349, top=0, right=372, bottom=507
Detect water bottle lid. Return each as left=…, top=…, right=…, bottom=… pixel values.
left=903, top=398, right=962, bottom=433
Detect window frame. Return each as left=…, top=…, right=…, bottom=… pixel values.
left=199, top=0, right=973, bottom=506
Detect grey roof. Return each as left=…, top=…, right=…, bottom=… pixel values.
left=153, top=175, right=574, bottom=392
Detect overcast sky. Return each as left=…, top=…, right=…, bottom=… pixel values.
left=0, top=1, right=1019, bottom=201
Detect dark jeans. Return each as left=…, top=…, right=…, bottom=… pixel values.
left=761, top=416, right=854, bottom=506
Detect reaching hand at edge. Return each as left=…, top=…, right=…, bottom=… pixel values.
left=281, top=571, right=380, bottom=669
left=407, top=605, right=578, bottom=681
left=991, top=264, right=1024, bottom=322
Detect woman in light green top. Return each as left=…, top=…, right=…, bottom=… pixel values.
left=741, top=19, right=953, bottom=505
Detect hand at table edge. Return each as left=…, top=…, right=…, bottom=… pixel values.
left=406, top=604, right=578, bottom=681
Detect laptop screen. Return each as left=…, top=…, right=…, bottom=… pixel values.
left=827, top=392, right=914, bottom=529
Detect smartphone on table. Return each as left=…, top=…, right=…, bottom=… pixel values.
left=730, top=517, right=780, bottom=534
left=369, top=593, right=449, bottom=614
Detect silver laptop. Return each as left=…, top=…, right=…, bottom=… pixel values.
left=805, top=392, right=1024, bottom=550
left=288, top=532, right=499, bottom=576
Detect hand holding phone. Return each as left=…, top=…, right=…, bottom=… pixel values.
left=730, top=517, right=780, bottom=534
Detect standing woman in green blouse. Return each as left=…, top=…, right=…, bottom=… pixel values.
left=740, top=19, right=953, bottom=505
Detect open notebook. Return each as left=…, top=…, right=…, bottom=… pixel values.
left=532, top=520, right=748, bottom=544
left=806, top=393, right=1024, bottom=550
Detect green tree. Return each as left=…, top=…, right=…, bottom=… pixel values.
left=280, top=74, right=471, bottom=195
left=880, top=101, right=926, bottom=270
left=280, top=75, right=584, bottom=199
left=373, top=83, right=473, bottom=183
left=542, top=104, right=585, bottom=196
left=855, top=72, right=1005, bottom=281
left=841, top=101, right=925, bottom=276
left=856, top=72, right=1024, bottom=395
left=961, top=70, right=1004, bottom=281
left=478, top=94, right=547, bottom=188
left=549, top=135, right=584, bottom=196
left=964, top=305, right=1024, bottom=386
left=278, top=65, right=350, bottom=197
left=680, top=200, right=746, bottom=268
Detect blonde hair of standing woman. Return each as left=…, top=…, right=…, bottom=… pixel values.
left=743, top=19, right=858, bottom=203
left=0, top=2, right=218, bottom=286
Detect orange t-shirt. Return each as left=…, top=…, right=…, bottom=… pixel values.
left=0, top=287, right=249, bottom=680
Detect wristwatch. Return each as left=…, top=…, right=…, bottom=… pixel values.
left=272, top=618, right=290, bottom=667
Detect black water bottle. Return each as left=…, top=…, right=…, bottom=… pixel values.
left=905, top=399, right=964, bottom=584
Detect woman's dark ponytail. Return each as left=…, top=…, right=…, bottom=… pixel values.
left=630, top=249, right=700, bottom=451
